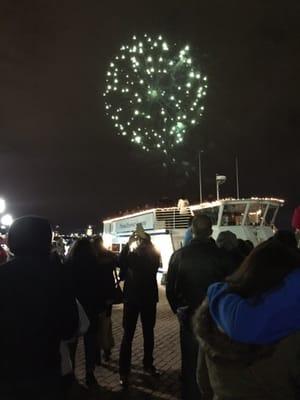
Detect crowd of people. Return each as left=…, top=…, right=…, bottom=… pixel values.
left=167, top=215, right=300, bottom=400
left=0, top=211, right=300, bottom=399
left=166, top=215, right=253, bottom=399
left=0, top=216, right=160, bottom=399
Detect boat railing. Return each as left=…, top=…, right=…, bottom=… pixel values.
left=154, top=207, right=192, bottom=230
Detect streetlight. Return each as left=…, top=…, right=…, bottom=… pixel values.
left=1, top=214, right=13, bottom=227
left=198, top=150, right=204, bottom=203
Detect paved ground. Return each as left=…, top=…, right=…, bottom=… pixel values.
left=73, top=285, right=181, bottom=399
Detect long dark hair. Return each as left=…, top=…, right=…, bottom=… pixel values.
left=67, top=238, right=95, bottom=264
left=227, top=239, right=300, bottom=298
left=91, top=235, right=106, bottom=258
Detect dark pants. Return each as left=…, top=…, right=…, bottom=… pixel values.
left=119, top=302, right=157, bottom=375
left=177, top=311, right=202, bottom=400
left=83, top=314, right=99, bottom=374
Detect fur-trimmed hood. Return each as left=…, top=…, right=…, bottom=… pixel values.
left=193, top=299, right=300, bottom=400
left=193, top=298, right=275, bottom=365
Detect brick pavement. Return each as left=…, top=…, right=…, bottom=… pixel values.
left=73, top=284, right=181, bottom=400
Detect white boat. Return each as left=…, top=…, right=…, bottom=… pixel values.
left=102, top=197, right=284, bottom=275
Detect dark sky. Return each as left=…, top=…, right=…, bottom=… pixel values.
left=1, top=0, right=299, bottom=231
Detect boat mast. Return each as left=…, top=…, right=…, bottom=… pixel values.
left=235, top=156, right=240, bottom=199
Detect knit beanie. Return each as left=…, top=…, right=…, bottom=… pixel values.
left=8, top=216, right=52, bottom=256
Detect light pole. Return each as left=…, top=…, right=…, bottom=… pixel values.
left=235, top=156, right=240, bottom=199
left=198, top=150, right=204, bottom=204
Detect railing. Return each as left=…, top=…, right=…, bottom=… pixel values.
left=155, top=207, right=192, bottom=230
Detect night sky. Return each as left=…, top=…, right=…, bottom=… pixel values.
left=1, top=0, right=299, bottom=231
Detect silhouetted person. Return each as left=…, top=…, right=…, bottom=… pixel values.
left=292, top=206, right=300, bottom=231
left=194, top=239, right=300, bottom=400
left=273, top=230, right=298, bottom=250
left=67, top=238, right=106, bottom=386
left=216, top=231, right=245, bottom=274
left=166, top=214, right=231, bottom=400
left=0, top=216, right=78, bottom=400
left=118, top=231, right=160, bottom=387
left=237, top=238, right=254, bottom=257
left=292, top=206, right=300, bottom=247
left=177, top=195, right=190, bottom=215
left=92, top=236, right=116, bottom=363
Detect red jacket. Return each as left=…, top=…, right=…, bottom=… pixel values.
left=292, top=206, right=300, bottom=230
left=0, top=246, right=7, bottom=265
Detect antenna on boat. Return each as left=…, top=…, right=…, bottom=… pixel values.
left=198, top=150, right=204, bottom=204
left=235, top=156, right=240, bottom=199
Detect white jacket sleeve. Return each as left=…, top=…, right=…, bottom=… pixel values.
left=76, top=300, right=90, bottom=336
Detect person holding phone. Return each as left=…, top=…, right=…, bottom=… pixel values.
left=118, top=227, right=161, bottom=387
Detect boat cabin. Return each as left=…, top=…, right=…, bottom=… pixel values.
left=102, top=197, right=284, bottom=275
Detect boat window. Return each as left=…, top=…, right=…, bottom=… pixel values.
left=103, top=223, right=111, bottom=234
left=111, top=243, right=120, bottom=253
left=245, top=203, right=268, bottom=226
left=265, top=206, right=277, bottom=226
left=221, top=203, right=246, bottom=226
left=194, top=206, right=219, bottom=225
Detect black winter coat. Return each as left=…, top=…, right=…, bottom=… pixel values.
left=0, top=256, right=78, bottom=381
left=218, top=247, right=245, bottom=275
left=68, top=254, right=107, bottom=318
left=119, top=243, right=160, bottom=304
left=166, top=238, right=232, bottom=315
left=96, top=249, right=117, bottom=304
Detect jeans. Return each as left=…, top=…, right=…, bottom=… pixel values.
left=177, top=309, right=202, bottom=400
left=119, top=302, right=157, bottom=375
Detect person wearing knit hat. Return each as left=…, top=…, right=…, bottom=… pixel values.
left=216, top=231, right=245, bottom=274
left=8, top=215, right=53, bottom=256
left=0, top=216, right=78, bottom=400
left=216, top=231, right=238, bottom=251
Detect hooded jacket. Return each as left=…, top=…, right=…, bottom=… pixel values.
left=207, top=269, right=300, bottom=344
left=194, top=299, right=300, bottom=400
left=0, top=217, right=78, bottom=382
